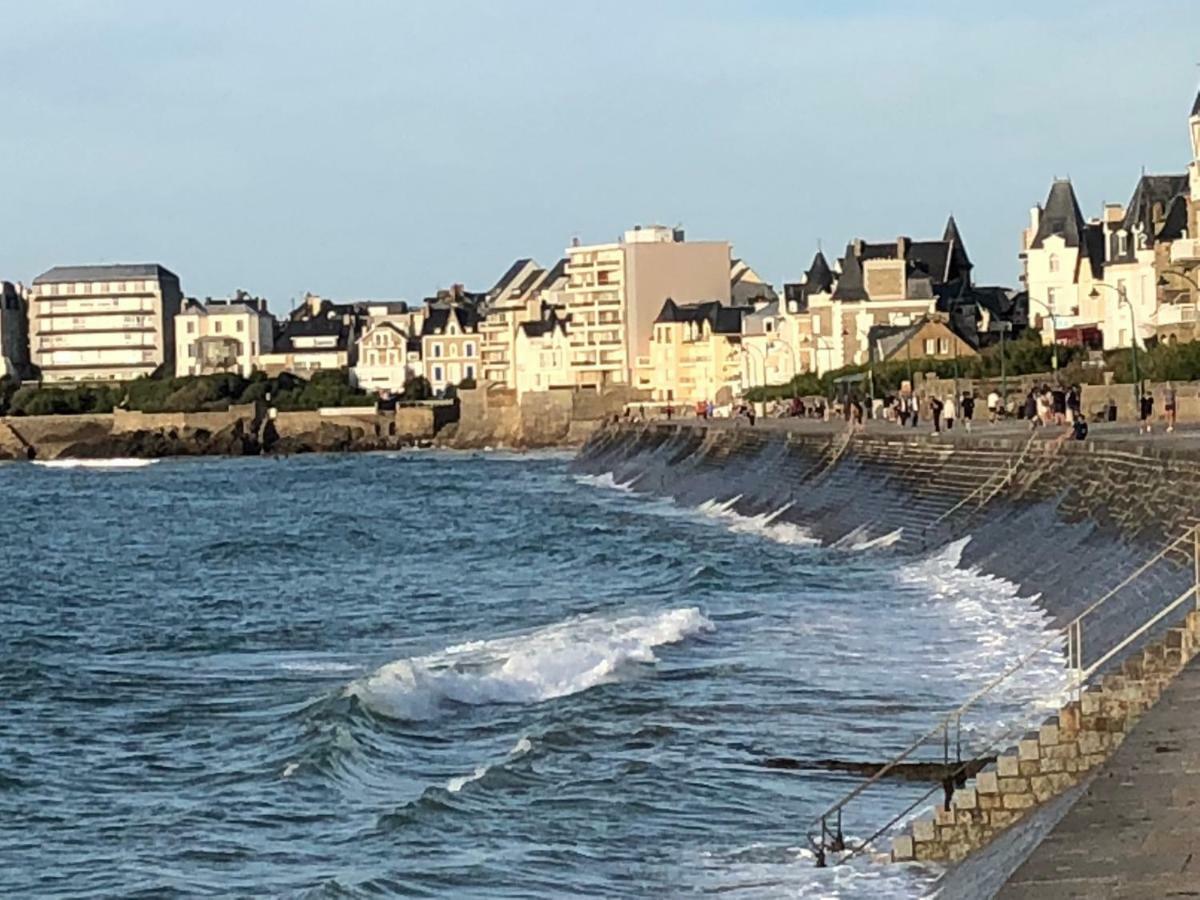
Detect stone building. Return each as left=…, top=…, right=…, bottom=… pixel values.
left=28, top=263, right=182, bottom=383
left=563, top=225, right=731, bottom=390
left=175, top=292, right=274, bottom=377
left=0, top=281, right=30, bottom=380
left=868, top=314, right=979, bottom=366
left=421, top=305, right=480, bottom=394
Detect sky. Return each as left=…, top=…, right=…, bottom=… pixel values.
left=2, top=0, right=1198, bottom=313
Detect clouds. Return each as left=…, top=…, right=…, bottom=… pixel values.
left=0, top=1, right=1195, bottom=307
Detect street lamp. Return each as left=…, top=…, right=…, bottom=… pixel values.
left=1159, top=269, right=1200, bottom=292
left=1089, top=282, right=1139, bottom=404
left=1026, top=296, right=1059, bottom=372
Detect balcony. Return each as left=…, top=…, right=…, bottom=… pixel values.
left=1170, top=239, right=1200, bottom=264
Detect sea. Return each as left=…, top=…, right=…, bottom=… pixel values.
left=0, top=451, right=1066, bottom=898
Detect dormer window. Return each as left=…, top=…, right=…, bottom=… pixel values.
left=1048, top=254, right=1060, bottom=273
left=1118, top=231, right=1129, bottom=256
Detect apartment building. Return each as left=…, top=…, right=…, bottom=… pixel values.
left=647, top=299, right=746, bottom=406
left=175, top=293, right=274, bottom=376
left=563, top=225, right=730, bottom=390
left=479, top=258, right=567, bottom=387
left=28, top=263, right=182, bottom=383
left=0, top=281, right=30, bottom=380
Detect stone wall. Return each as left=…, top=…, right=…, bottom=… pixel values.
left=111, top=402, right=261, bottom=434
left=893, top=608, right=1200, bottom=864
left=443, top=385, right=647, bottom=448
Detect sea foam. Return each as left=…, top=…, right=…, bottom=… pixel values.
left=696, top=496, right=820, bottom=547
left=32, top=458, right=158, bottom=469
left=348, top=607, right=713, bottom=721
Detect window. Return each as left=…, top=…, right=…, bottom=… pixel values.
left=1049, top=254, right=1060, bottom=273
left=464, top=342, right=475, bottom=357
left=433, top=365, right=443, bottom=382
left=1046, top=287, right=1057, bottom=311
left=766, top=321, right=774, bottom=333
left=433, top=343, right=442, bottom=358
left=214, top=321, right=222, bottom=334
left=924, top=338, right=937, bottom=355
left=1118, top=232, right=1128, bottom=256
left=466, top=364, right=475, bottom=379
left=237, top=320, right=244, bottom=332
left=938, top=338, right=950, bottom=354
left=186, top=321, right=195, bottom=334
left=812, top=315, right=821, bottom=335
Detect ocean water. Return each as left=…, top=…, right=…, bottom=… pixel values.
left=0, top=452, right=1065, bottom=898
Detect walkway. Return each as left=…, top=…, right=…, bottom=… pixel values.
left=996, top=657, right=1200, bottom=899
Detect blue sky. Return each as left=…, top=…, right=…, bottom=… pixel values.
left=1, top=1, right=1197, bottom=312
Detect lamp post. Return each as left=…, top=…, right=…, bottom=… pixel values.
left=1159, top=269, right=1200, bottom=292
left=1027, top=296, right=1059, bottom=372
left=1090, top=282, right=1139, bottom=405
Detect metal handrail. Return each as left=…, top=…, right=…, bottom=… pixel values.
left=805, top=522, right=1200, bottom=867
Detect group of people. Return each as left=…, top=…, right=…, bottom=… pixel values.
left=885, top=391, right=978, bottom=434
left=1021, top=384, right=1083, bottom=429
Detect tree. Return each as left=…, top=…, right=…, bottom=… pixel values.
left=401, top=376, right=433, bottom=401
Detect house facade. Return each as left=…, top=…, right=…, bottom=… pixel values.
left=175, top=293, right=274, bottom=377
left=513, top=312, right=572, bottom=397
left=647, top=299, right=746, bottom=406
left=352, top=303, right=424, bottom=394
left=28, top=263, right=182, bottom=383
left=421, top=306, right=480, bottom=394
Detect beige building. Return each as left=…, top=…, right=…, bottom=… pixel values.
left=647, top=299, right=746, bottom=406
left=563, top=225, right=731, bottom=389
left=513, top=311, right=572, bottom=397
left=352, top=303, right=424, bottom=394
left=0, top=281, right=30, bottom=380
left=257, top=295, right=362, bottom=376
left=175, top=293, right=274, bottom=377
left=421, top=306, right=481, bottom=394
left=479, top=258, right=568, bottom=387
left=868, top=314, right=979, bottom=365
left=29, top=263, right=183, bottom=383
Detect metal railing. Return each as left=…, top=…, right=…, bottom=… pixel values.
left=805, top=523, right=1200, bottom=867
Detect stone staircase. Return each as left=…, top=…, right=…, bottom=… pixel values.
left=892, top=608, right=1200, bottom=864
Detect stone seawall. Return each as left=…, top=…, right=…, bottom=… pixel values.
left=572, top=421, right=1200, bottom=869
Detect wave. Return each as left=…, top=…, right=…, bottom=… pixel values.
left=33, top=458, right=158, bottom=469
left=347, top=607, right=714, bottom=721
left=446, top=735, right=533, bottom=793
left=696, top=497, right=819, bottom=547
left=573, top=472, right=640, bottom=492
left=831, top=525, right=905, bottom=551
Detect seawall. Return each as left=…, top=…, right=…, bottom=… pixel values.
left=572, top=420, right=1200, bottom=877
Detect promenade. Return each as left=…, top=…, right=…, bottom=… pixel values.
left=996, top=656, right=1200, bottom=898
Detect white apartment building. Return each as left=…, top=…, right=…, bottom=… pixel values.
left=175, top=294, right=274, bottom=376
left=29, top=264, right=183, bottom=383
left=353, top=303, right=425, bottom=394
left=563, top=225, right=730, bottom=389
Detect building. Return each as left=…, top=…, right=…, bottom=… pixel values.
left=513, top=310, right=572, bottom=397
left=0, top=281, right=30, bottom=380
left=868, top=314, right=979, bottom=366
left=791, top=218, right=972, bottom=375
left=562, top=225, right=731, bottom=390
left=647, top=298, right=746, bottom=406
left=352, top=303, right=424, bottom=394
left=175, top=292, right=274, bottom=377
left=730, top=259, right=778, bottom=307
left=421, top=305, right=480, bottom=394
left=479, top=258, right=568, bottom=387
left=28, top=263, right=182, bottom=383
left=1150, top=89, right=1200, bottom=344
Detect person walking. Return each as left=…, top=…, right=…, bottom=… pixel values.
left=943, top=394, right=956, bottom=431
left=706, top=399, right=715, bottom=420
left=987, top=389, right=1000, bottom=424
left=961, top=392, right=975, bottom=433
left=1024, top=389, right=1039, bottom=429
left=1139, top=391, right=1154, bottom=434
left=929, top=395, right=944, bottom=434
left=1163, top=382, right=1177, bottom=433
left=1066, top=385, right=1081, bottom=424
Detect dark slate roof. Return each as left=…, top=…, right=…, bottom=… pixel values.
left=832, top=244, right=868, bottom=300
left=274, top=315, right=351, bottom=353
left=783, top=283, right=809, bottom=312
left=34, top=263, right=178, bottom=284
left=490, top=258, right=533, bottom=296
left=541, top=257, right=568, bottom=288
left=421, top=305, right=480, bottom=336
left=654, top=298, right=745, bottom=334
left=1192, top=88, right=1200, bottom=117
left=731, top=279, right=778, bottom=307
left=1108, top=174, right=1190, bottom=263
left=805, top=251, right=835, bottom=294
left=1031, top=180, right=1088, bottom=249
left=519, top=311, right=569, bottom=339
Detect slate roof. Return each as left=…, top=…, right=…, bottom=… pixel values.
left=33, top=263, right=178, bottom=285
left=490, top=258, right=534, bottom=296
left=274, top=315, right=351, bottom=353
left=1192, top=88, right=1200, bottom=117
left=832, top=245, right=868, bottom=300
left=1108, top=174, right=1190, bottom=262
left=519, top=311, right=569, bottom=339
left=869, top=316, right=976, bottom=363
left=1031, top=180, right=1089, bottom=249
left=731, top=278, right=778, bottom=307
left=421, top=305, right=480, bottom=336
left=833, top=218, right=972, bottom=301
left=655, top=298, right=745, bottom=334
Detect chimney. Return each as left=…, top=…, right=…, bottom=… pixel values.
left=896, top=236, right=910, bottom=258
left=571, top=236, right=581, bottom=247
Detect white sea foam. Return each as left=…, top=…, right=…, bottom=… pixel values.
left=446, top=735, right=533, bottom=793
left=573, top=472, right=640, bottom=492
left=696, top=497, right=820, bottom=547
left=347, top=607, right=713, bottom=721
left=33, top=458, right=157, bottom=469
left=896, top=536, right=1067, bottom=738
left=279, top=661, right=361, bottom=674
left=832, top=525, right=905, bottom=551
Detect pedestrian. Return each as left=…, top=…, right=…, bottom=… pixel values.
left=665, top=403, right=674, bottom=421
left=987, top=389, right=1000, bottom=424
left=1036, top=388, right=1051, bottom=427
left=929, top=395, right=944, bottom=434
left=746, top=402, right=756, bottom=427
left=1051, top=385, right=1067, bottom=426
left=943, top=395, right=957, bottom=431
left=961, top=392, right=975, bottom=433
left=911, top=394, right=920, bottom=429
left=1066, top=385, right=1081, bottom=424
left=1139, top=391, right=1154, bottom=434
left=1024, top=389, right=1039, bottom=429
left=899, top=396, right=910, bottom=427
left=1164, top=382, right=1177, bottom=433
left=706, top=399, right=715, bottom=420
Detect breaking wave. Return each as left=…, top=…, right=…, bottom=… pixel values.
left=832, top=525, right=905, bottom=551
left=695, top=496, right=820, bottom=546
left=573, top=472, right=640, bottom=492
left=33, top=458, right=158, bottom=469
left=347, top=607, right=714, bottom=721
left=446, top=735, right=533, bottom=793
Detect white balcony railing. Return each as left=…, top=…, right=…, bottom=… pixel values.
left=1170, top=238, right=1200, bottom=264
